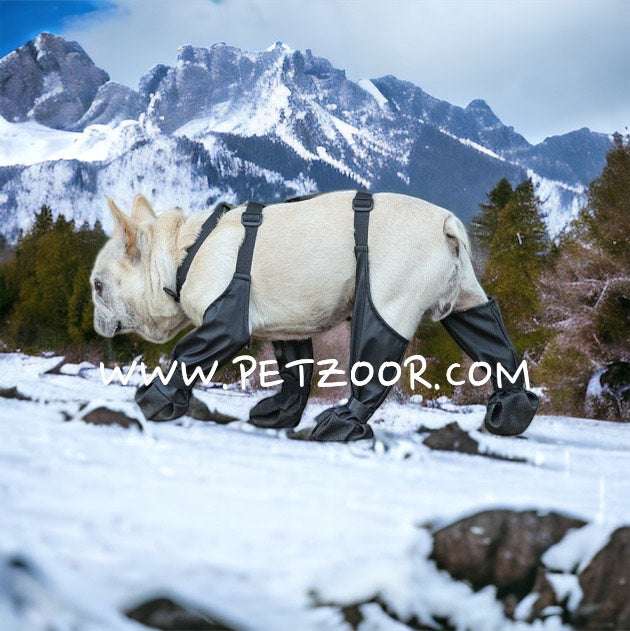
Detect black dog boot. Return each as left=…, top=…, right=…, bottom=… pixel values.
left=441, top=297, right=539, bottom=436
left=298, top=191, right=409, bottom=442
left=249, top=339, right=313, bottom=429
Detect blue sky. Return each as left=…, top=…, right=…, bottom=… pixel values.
left=0, top=1, right=112, bottom=55
left=1, top=0, right=628, bottom=143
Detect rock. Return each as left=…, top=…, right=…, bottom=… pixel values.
left=124, top=596, right=238, bottom=630
left=526, top=568, right=561, bottom=621
left=309, top=593, right=434, bottom=631
left=422, top=423, right=524, bottom=463
left=42, top=357, right=65, bottom=375
left=81, top=406, right=142, bottom=431
left=422, top=423, right=479, bottom=455
left=431, top=510, right=586, bottom=604
left=72, top=81, right=143, bottom=129
left=0, top=386, right=32, bottom=401
left=187, top=396, right=238, bottom=424
left=575, top=527, right=630, bottom=629
left=0, top=33, right=109, bottom=129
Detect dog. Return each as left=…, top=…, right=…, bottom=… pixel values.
left=90, top=191, right=487, bottom=347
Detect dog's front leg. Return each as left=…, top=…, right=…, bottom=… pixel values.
left=136, top=276, right=251, bottom=421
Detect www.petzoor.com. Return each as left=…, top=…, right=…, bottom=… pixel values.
left=100, top=355, right=531, bottom=392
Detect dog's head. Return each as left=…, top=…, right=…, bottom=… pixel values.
left=90, top=195, right=189, bottom=343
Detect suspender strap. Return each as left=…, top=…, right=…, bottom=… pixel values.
left=353, top=190, right=373, bottom=255
left=169, top=202, right=233, bottom=302
left=235, top=201, right=265, bottom=279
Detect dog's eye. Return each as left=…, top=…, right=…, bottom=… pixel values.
left=94, top=279, right=103, bottom=295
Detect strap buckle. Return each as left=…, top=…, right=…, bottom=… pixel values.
left=241, top=207, right=263, bottom=227
left=353, top=191, right=373, bottom=212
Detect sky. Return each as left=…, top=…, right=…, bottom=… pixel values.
left=1, top=0, right=628, bottom=143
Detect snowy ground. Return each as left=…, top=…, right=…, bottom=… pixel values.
left=0, top=353, right=629, bottom=631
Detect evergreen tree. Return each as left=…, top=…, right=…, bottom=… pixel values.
left=476, top=178, right=549, bottom=355
left=471, top=177, right=513, bottom=255
left=1, top=207, right=109, bottom=351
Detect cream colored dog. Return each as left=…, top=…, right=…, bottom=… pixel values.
left=90, top=192, right=487, bottom=345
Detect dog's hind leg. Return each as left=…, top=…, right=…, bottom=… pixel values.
left=440, top=238, right=539, bottom=436
left=249, top=339, right=313, bottom=429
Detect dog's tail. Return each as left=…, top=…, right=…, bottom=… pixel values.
left=443, top=213, right=471, bottom=260
left=429, top=213, right=473, bottom=321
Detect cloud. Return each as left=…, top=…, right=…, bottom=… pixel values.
left=62, top=0, right=630, bottom=142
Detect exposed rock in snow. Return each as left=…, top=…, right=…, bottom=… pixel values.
left=81, top=406, right=143, bottom=431
left=124, top=595, right=239, bottom=630
left=0, top=33, right=108, bottom=130
left=429, top=508, right=586, bottom=623
left=72, top=81, right=143, bottom=130
left=422, top=422, right=481, bottom=455
left=576, top=527, right=630, bottom=629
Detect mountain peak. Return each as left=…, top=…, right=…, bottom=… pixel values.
left=466, top=98, right=492, bottom=111
left=266, top=41, right=293, bottom=53
left=0, top=32, right=109, bottom=129
left=465, top=98, right=502, bottom=130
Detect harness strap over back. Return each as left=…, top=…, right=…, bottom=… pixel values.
left=235, top=202, right=264, bottom=279
left=165, top=200, right=264, bottom=302
left=352, top=190, right=374, bottom=255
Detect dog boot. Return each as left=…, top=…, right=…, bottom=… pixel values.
left=441, top=297, right=539, bottom=436
left=135, top=202, right=264, bottom=422
left=249, top=339, right=313, bottom=429
left=299, top=191, right=409, bottom=442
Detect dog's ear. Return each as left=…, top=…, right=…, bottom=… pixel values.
left=131, top=194, right=156, bottom=223
left=107, top=197, right=140, bottom=260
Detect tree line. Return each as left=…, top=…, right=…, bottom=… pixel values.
left=0, top=135, right=627, bottom=419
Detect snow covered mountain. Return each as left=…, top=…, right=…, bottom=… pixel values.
left=0, top=33, right=109, bottom=130
left=0, top=34, right=612, bottom=239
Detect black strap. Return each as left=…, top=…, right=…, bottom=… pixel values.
left=235, top=202, right=264, bottom=279
left=173, top=202, right=233, bottom=301
left=284, top=192, right=322, bottom=204
left=164, top=202, right=233, bottom=302
left=353, top=190, right=373, bottom=255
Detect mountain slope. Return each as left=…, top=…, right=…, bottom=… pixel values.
left=0, top=35, right=613, bottom=238
left=0, top=33, right=109, bottom=130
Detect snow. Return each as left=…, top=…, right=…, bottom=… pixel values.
left=0, top=352, right=629, bottom=630
left=0, top=116, right=146, bottom=167
left=542, top=523, right=616, bottom=574
left=585, top=368, right=605, bottom=400
left=439, top=128, right=505, bottom=161
left=526, top=170, right=586, bottom=237
left=358, top=79, right=389, bottom=109
left=265, top=41, right=294, bottom=53
left=546, top=574, right=582, bottom=612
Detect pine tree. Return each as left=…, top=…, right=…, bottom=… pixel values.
left=476, top=178, right=549, bottom=355
left=471, top=177, right=513, bottom=255
left=1, top=208, right=107, bottom=350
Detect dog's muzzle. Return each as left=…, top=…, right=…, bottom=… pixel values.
left=94, top=312, right=123, bottom=338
